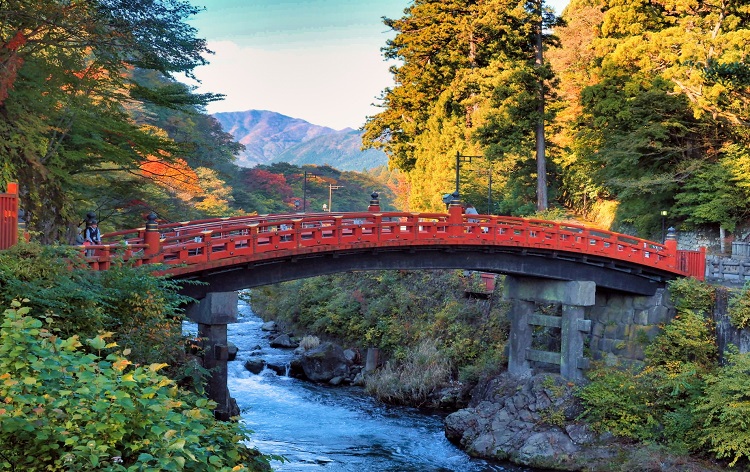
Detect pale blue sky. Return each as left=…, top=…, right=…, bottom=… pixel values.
left=188, top=0, right=569, bottom=130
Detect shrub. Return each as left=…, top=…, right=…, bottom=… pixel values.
left=727, top=282, right=750, bottom=329
left=694, top=350, right=750, bottom=468
left=365, top=339, right=452, bottom=406
left=578, top=308, right=717, bottom=450
left=667, top=278, right=715, bottom=316
left=644, top=309, right=717, bottom=372
left=0, top=242, right=194, bottom=376
left=0, top=301, right=272, bottom=471
left=576, top=365, right=658, bottom=439
left=299, top=335, right=320, bottom=350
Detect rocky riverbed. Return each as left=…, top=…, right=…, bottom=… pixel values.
left=244, top=319, right=727, bottom=472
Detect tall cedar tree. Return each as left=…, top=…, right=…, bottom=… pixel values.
left=363, top=0, right=560, bottom=213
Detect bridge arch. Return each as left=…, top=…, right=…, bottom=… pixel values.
left=93, top=203, right=704, bottom=299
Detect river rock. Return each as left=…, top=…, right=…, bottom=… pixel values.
left=299, top=342, right=352, bottom=383
left=227, top=342, right=238, bottom=361
left=270, top=333, right=298, bottom=348
left=244, top=359, right=266, bottom=375
left=266, top=363, right=288, bottom=376
left=288, top=357, right=306, bottom=378
left=261, top=321, right=278, bottom=331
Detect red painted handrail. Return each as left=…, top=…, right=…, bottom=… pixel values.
left=0, top=183, right=19, bottom=250
left=82, top=209, right=705, bottom=281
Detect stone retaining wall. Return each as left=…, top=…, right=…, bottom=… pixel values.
left=706, top=255, right=750, bottom=284
left=586, top=288, right=673, bottom=366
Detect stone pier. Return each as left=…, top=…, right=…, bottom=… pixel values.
left=185, top=291, right=239, bottom=420
left=503, top=276, right=595, bottom=382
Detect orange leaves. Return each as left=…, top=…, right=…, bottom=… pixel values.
left=139, top=154, right=201, bottom=194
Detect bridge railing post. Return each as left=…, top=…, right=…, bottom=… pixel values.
left=448, top=197, right=463, bottom=237
left=367, top=192, right=380, bottom=212
left=143, top=212, right=162, bottom=263
left=664, top=227, right=678, bottom=271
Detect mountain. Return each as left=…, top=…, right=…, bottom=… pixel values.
left=212, top=110, right=388, bottom=171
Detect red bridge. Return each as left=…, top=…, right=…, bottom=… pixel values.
left=86, top=198, right=704, bottom=298
left=0, top=185, right=705, bottom=297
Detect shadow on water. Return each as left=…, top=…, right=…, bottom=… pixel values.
left=186, top=300, right=542, bottom=472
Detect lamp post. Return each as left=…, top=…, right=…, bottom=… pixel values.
left=660, top=210, right=668, bottom=243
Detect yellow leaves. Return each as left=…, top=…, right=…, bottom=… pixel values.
left=148, top=363, right=169, bottom=373
left=112, top=358, right=131, bottom=372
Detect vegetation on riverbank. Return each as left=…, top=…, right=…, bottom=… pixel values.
left=0, top=243, right=274, bottom=471
left=251, top=269, right=509, bottom=405
left=254, top=272, right=750, bottom=469
left=577, top=277, right=750, bottom=468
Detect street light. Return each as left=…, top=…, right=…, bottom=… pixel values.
left=661, top=210, right=668, bottom=242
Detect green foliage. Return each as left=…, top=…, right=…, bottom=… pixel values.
left=0, top=242, right=191, bottom=371
left=252, top=270, right=509, bottom=382
left=363, top=0, right=561, bottom=212
left=576, top=365, right=658, bottom=439
left=1, top=0, right=221, bottom=243
left=728, top=282, right=750, bottom=329
left=364, top=339, right=453, bottom=406
left=667, top=278, right=716, bottom=316
left=578, top=306, right=717, bottom=451
left=0, top=301, right=270, bottom=471
left=694, top=350, right=750, bottom=468
left=644, top=310, right=717, bottom=371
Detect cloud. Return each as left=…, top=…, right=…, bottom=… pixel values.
left=191, top=40, right=395, bottom=130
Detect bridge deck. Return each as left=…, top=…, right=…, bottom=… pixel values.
left=85, top=211, right=704, bottom=288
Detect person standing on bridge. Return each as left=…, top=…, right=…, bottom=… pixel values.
left=84, top=219, right=101, bottom=256
left=465, top=204, right=479, bottom=223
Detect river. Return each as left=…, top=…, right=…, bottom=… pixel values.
left=187, top=299, right=539, bottom=472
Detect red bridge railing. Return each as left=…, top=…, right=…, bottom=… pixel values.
left=0, top=183, right=19, bottom=250
left=83, top=205, right=704, bottom=281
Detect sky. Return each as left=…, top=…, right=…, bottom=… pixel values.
left=187, top=0, right=570, bottom=130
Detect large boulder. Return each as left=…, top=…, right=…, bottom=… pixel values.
left=244, top=359, right=266, bottom=375
left=445, top=373, right=606, bottom=470
left=270, top=333, right=298, bottom=348
left=299, top=342, right=352, bottom=382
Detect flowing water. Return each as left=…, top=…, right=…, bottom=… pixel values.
left=187, top=300, right=539, bottom=472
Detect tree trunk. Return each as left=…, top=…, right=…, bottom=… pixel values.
left=535, top=0, right=548, bottom=212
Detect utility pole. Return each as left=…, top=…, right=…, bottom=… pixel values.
left=303, top=171, right=317, bottom=212
left=328, top=184, right=343, bottom=212
left=455, top=151, right=483, bottom=205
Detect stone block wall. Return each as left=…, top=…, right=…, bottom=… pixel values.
left=586, top=288, right=674, bottom=366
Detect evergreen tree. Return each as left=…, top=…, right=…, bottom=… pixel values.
left=363, top=0, right=560, bottom=214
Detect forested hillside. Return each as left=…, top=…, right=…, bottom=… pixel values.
left=0, top=2, right=397, bottom=243
left=363, top=0, right=750, bottom=240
